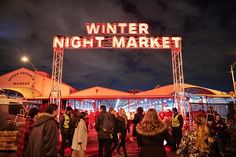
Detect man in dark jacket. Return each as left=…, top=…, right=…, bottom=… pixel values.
left=211, top=114, right=228, bottom=156
left=24, top=104, right=59, bottom=157
left=132, top=106, right=144, bottom=149
left=95, top=105, right=116, bottom=157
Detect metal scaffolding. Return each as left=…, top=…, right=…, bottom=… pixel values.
left=49, top=47, right=64, bottom=113
left=50, top=36, right=185, bottom=118
left=171, top=44, right=185, bottom=116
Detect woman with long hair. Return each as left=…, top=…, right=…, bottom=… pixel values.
left=136, top=108, right=174, bottom=157
left=177, top=113, right=213, bottom=157
left=115, top=108, right=128, bottom=157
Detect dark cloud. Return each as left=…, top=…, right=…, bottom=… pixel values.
left=0, top=0, right=235, bottom=92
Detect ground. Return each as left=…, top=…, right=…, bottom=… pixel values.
left=1, top=126, right=236, bottom=157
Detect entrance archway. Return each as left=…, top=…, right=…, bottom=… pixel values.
left=49, top=22, right=185, bottom=115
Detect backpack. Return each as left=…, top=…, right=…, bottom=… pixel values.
left=102, top=113, right=115, bottom=133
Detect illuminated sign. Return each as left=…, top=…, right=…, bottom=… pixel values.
left=13, top=82, right=30, bottom=85
left=53, top=23, right=181, bottom=49
left=8, top=72, right=34, bottom=81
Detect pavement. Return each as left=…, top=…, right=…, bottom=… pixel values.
left=0, top=126, right=235, bottom=157
left=84, top=129, right=176, bottom=157
left=0, top=128, right=176, bottom=157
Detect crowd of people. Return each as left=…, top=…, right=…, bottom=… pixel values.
left=15, top=103, right=233, bottom=157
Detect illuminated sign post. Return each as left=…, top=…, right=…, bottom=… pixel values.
left=53, top=23, right=181, bottom=49
left=50, top=22, right=185, bottom=119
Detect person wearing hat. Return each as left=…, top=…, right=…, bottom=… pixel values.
left=16, top=107, right=40, bottom=157
left=59, top=106, right=73, bottom=157
left=171, top=107, right=183, bottom=151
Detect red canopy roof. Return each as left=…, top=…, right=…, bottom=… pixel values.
left=64, top=86, right=133, bottom=99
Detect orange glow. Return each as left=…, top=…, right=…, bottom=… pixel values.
left=21, top=56, right=29, bottom=62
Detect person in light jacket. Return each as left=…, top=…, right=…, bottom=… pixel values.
left=71, top=112, right=88, bottom=157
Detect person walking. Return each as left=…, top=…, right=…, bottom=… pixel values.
left=116, top=108, right=128, bottom=157
left=109, top=108, right=119, bottom=156
left=59, top=106, right=73, bottom=157
left=24, top=104, right=59, bottom=157
left=89, top=110, right=95, bottom=129
left=95, top=105, right=116, bottom=157
left=132, top=106, right=144, bottom=149
left=71, top=112, right=88, bottom=157
left=16, top=107, right=39, bottom=157
left=70, top=109, right=80, bottom=140
left=136, top=108, right=174, bottom=157
left=171, top=107, right=183, bottom=150
left=177, top=113, right=214, bottom=157
left=211, top=114, right=228, bottom=157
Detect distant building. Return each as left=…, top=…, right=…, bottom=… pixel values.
left=0, top=68, right=234, bottom=117
left=0, top=68, right=77, bottom=99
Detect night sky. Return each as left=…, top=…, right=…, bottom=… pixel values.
left=0, top=0, right=235, bottom=92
